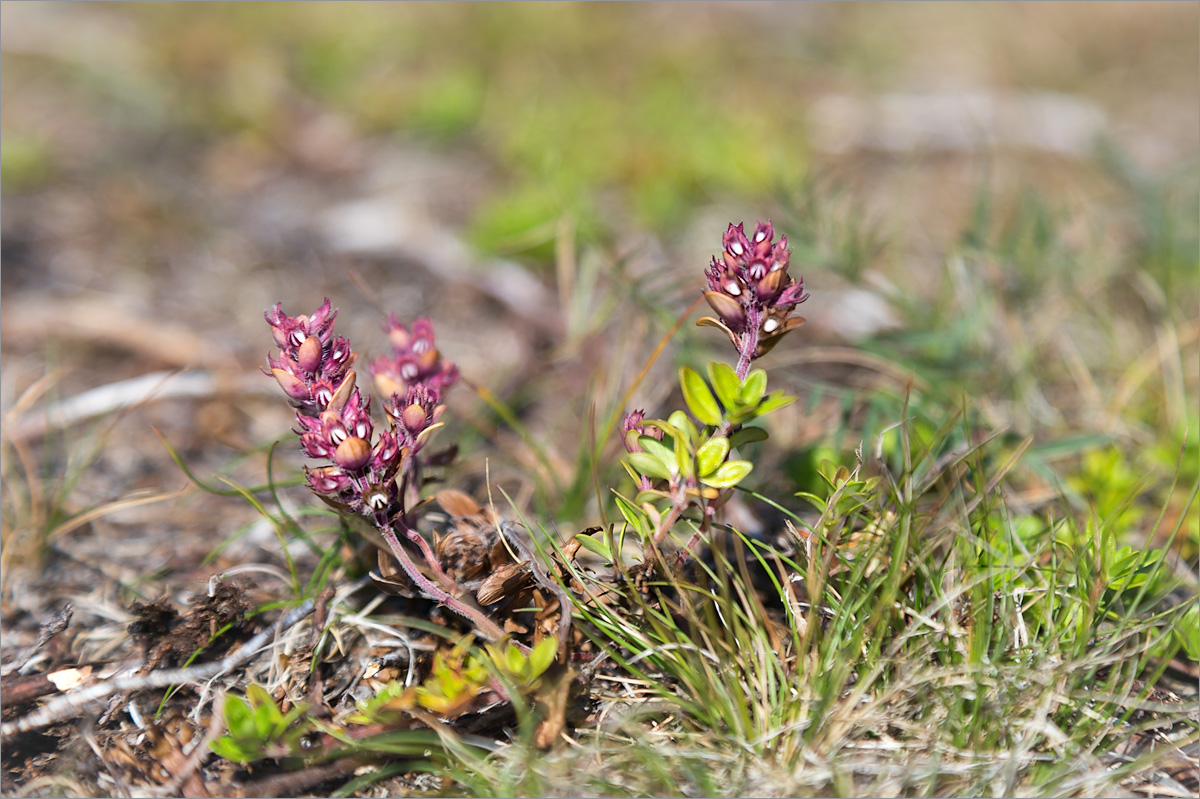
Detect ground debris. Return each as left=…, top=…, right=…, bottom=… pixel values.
left=130, top=581, right=253, bottom=670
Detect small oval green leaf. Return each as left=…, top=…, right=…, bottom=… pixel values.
left=695, top=435, right=730, bottom=477
left=740, top=369, right=767, bottom=406
left=708, top=361, right=742, bottom=410
left=729, top=426, right=769, bottom=448
left=666, top=411, right=700, bottom=445
left=638, top=435, right=676, bottom=470
left=630, top=452, right=672, bottom=480
left=701, top=459, right=753, bottom=488
left=680, top=366, right=723, bottom=426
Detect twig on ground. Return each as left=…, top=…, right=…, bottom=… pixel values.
left=503, top=525, right=573, bottom=660
left=234, top=756, right=362, bottom=798
left=1, top=603, right=74, bottom=677
left=0, top=599, right=315, bottom=742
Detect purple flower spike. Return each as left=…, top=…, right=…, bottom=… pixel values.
left=698, top=221, right=809, bottom=380
left=370, top=315, right=459, bottom=401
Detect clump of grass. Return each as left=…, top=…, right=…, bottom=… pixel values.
left=453, top=407, right=1196, bottom=797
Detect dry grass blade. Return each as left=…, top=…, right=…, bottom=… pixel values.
left=44, top=485, right=192, bottom=544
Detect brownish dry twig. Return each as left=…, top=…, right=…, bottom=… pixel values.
left=0, top=599, right=315, bottom=742
left=0, top=602, right=73, bottom=677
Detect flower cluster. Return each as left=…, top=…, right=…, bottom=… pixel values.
left=699, top=221, right=809, bottom=379
left=265, top=299, right=402, bottom=520
left=264, top=299, right=356, bottom=416
left=370, top=316, right=459, bottom=463
left=370, top=316, right=459, bottom=402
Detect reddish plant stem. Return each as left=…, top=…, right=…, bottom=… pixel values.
left=736, top=306, right=764, bottom=382
left=399, top=518, right=457, bottom=593
left=377, top=526, right=505, bottom=642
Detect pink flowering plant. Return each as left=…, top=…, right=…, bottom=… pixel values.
left=578, top=221, right=804, bottom=572
left=264, top=300, right=506, bottom=641
left=261, top=220, right=809, bottom=649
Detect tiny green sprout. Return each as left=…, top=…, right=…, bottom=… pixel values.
left=210, top=684, right=312, bottom=764
left=486, top=637, right=558, bottom=690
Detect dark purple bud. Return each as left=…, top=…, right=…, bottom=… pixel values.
left=751, top=221, right=775, bottom=258
left=272, top=368, right=310, bottom=401
left=371, top=430, right=401, bottom=471
left=704, top=291, right=747, bottom=330
left=334, top=436, right=372, bottom=471
left=297, top=335, right=323, bottom=374
left=776, top=279, right=810, bottom=309
left=306, top=298, right=337, bottom=343
left=620, top=409, right=662, bottom=454
left=756, top=269, right=787, bottom=304
left=401, top=403, right=428, bottom=434
left=723, top=223, right=750, bottom=260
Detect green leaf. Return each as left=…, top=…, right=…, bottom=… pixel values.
left=527, top=637, right=558, bottom=679
left=740, top=369, right=767, bottom=406
left=638, top=436, right=677, bottom=473
left=614, top=492, right=651, bottom=540
left=505, top=643, right=526, bottom=677
left=634, top=489, right=668, bottom=505
left=695, top=435, right=730, bottom=477
left=223, top=696, right=254, bottom=740
left=1178, top=606, right=1200, bottom=660
left=210, top=737, right=255, bottom=764
left=729, top=426, right=769, bottom=447
left=707, top=361, right=742, bottom=410
left=756, top=390, right=797, bottom=415
left=680, top=366, right=722, bottom=426
left=665, top=411, right=700, bottom=446
left=674, top=426, right=694, bottom=479
left=630, top=452, right=672, bottom=480
left=245, top=684, right=274, bottom=710
left=701, top=460, right=753, bottom=488
left=252, top=702, right=276, bottom=739
left=575, top=532, right=612, bottom=561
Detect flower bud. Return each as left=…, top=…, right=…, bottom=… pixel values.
left=296, top=335, right=323, bottom=374
left=756, top=269, right=787, bottom=303
left=272, top=368, right=310, bottom=401
left=327, top=372, right=357, bottom=413
left=365, top=485, right=391, bottom=511
left=401, top=403, right=428, bottom=433
left=334, top=436, right=372, bottom=471
left=704, top=291, right=747, bottom=329
left=415, top=346, right=439, bottom=373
